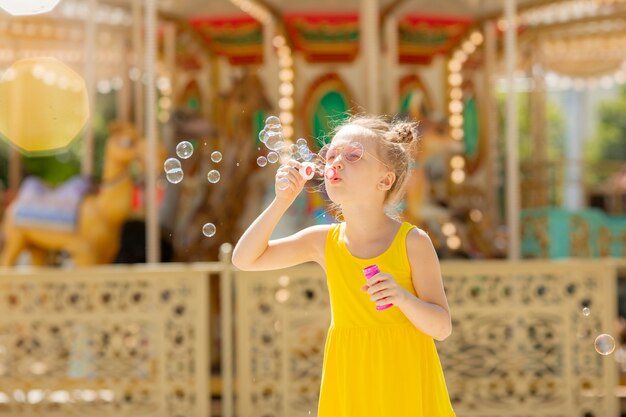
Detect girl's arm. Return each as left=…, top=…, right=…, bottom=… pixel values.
left=400, top=228, right=452, bottom=341
left=364, top=228, right=452, bottom=341
left=232, top=161, right=328, bottom=271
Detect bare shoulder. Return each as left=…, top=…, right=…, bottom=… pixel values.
left=406, top=227, right=435, bottom=253
left=405, top=227, right=439, bottom=268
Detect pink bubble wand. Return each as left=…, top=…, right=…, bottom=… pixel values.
left=363, top=264, right=393, bottom=311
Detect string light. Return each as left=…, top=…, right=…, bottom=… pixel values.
left=450, top=156, right=465, bottom=170
left=229, top=0, right=271, bottom=24
left=275, top=36, right=295, bottom=140
left=544, top=65, right=626, bottom=91
left=447, top=27, right=484, bottom=184
left=519, top=0, right=617, bottom=28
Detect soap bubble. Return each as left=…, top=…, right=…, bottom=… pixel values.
left=207, top=169, right=220, bottom=183
left=582, top=307, right=590, bottom=317
left=265, top=123, right=282, bottom=133
left=296, top=138, right=307, bottom=147
left=176, top=141, right=193, bottom=159
left=265, top=115, right=281, bottom=126
left=211, top=151, right=222, bottom=163
left=303, top=150, right=315, bottom=161
left=595, top=334, right=616, bottom=355
left=267, top=152, right=279, bottom=164
left=265, top=131, right=283, bottom=150
left=277, top=177, right=290, bottom=190
left=163, top=157, right=181, bottom=173
left=202, top=223, right=216, bottom=237
left=166, top=169, right=183, bottom=184
left=257, top=156, right=268, bottom=167
left=259, top=129, right=267, bottom=143
left=278, top=146, right=292, bottom=164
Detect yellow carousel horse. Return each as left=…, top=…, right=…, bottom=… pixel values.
left=1, top=122, right=147, bottom=266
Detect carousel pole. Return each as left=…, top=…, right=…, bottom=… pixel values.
left=82, top=0, right=97, bottom=176
left=360, top=0, right=380, bottom=113
left=504, top=0, right=520, bottom=260
left=118, top=35, right=130, bottom=123
left=144, top=0, right=159, bottom=263
left=8, top=41, right=22, bottom=192
left=132, top=0, right=144, bottom=134
left=162, top=23, right=176, bottom=151
left=382, top=0, right=410, bottom=114
left=484, top=20, right=501, bottom=227
left=8, top=37, right=21, bottom=193
left=530, top=40, right=548, bottom=208
left=263, top=17, right=279, bottom=107
left=383, top=7, right=399, bottom=114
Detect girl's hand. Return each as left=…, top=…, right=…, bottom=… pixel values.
left=275, top=159, right=306, bottom=203
left=360, top=272, right=410, bottom=308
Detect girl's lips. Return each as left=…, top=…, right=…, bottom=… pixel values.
left=325, top=167, right=343, bottom=184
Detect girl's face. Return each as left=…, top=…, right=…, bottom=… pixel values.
left=323, top=125, right=391, bottom=205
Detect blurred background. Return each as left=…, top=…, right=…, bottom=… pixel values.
left=0, top=0, right=625, bottom=416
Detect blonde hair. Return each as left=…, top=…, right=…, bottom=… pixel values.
left=331, top=114, right=420, bottom=207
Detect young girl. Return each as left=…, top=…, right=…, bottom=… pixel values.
left=233, top=115, right=455, bottom=416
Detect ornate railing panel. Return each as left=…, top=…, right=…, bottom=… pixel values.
left=522, top=208, right=626, bottom=258
left=235, top=264, right=330, bottom=417
left=0, top=266, right=209, bottom=417
left=235, top=261, right=619, bottom=417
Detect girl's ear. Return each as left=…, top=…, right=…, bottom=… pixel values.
left=378, top=172, right=396, bottom=191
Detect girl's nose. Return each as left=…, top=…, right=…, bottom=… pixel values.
left=331, top=161, right=344, bottom=172
left=330, top=155, right=344, bottom=171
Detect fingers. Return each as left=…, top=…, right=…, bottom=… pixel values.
left=370, top=289, right=392, bottom=302
left=277, top=160, right=304, bottom=182
left=275, top=160, right=306, bottom=196
left=365, top=275, right=397, bottom=300
left=284, top=159, right=302, bottom=170
left=276, top=169, right=298, bottom=187
left=361, top=272, right=405, bottom=308
left=365, top=273, right=391, bottom=293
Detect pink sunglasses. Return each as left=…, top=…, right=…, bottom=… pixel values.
left=318, top=142, right=390, bottom=169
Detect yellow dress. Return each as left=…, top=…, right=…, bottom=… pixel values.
left=318, top=222, right=455, bottom=417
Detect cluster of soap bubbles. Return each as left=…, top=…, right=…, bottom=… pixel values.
left=580, top=306, right=616, bottom=355
left=208, top=151, right=222, bottom=184
left=257, top=116, right=320, bottom=190
left=163, top=140, right=221, bottom=238
left=162, top=140, right=194, bottom=184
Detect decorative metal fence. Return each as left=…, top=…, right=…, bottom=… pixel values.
left=234, top=260, right=621, bottom=417
left=0, top=266, right=210, bottom=417
left=0, top=259, right=622, bottom=417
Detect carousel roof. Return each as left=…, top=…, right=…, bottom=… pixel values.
left=159, top=0, right=542, bottom=20
left=1, top=0, right=625, bottom=75
left=172, top=0, right=626, bottom=67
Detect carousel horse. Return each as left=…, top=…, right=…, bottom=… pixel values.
left=1, top=122, right=147, bottom=266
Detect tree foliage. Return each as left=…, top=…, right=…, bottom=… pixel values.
left=588, top=84, right=626, bottom=162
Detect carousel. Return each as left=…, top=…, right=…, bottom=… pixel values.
left=0, top=0, right=625, bottom=416
left=0, top=0, right=625, bottom=265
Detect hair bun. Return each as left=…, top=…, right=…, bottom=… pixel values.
left=391, top=121, right=420, bottom=145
